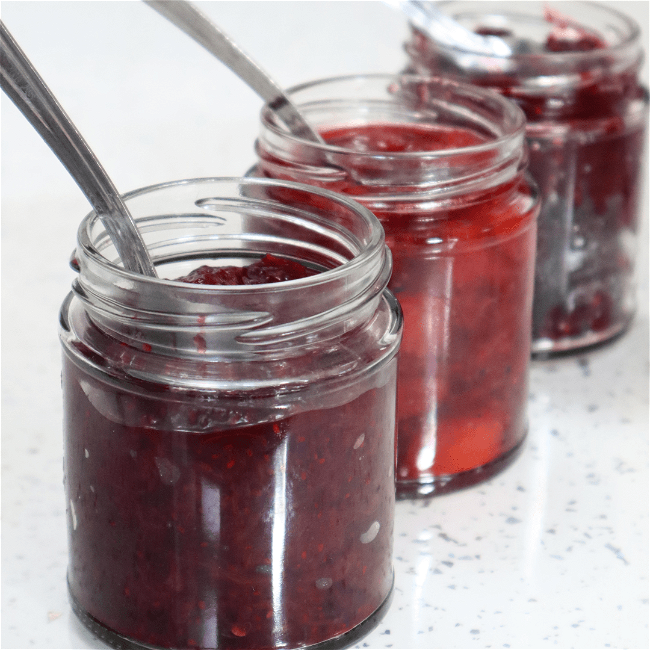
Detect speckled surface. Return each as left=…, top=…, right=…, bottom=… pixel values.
left=2, top=2, right=647, bottom=648
left=355, top=318, right=649, bottom=648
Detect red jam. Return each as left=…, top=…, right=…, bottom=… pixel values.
left=175, top=254, right=318, bottom=285
left=323, top=122, right=487, bottom=153
left=257, top=119, right=538, bottom=494
left=541, top=6, right=607, bottom=53
left=406, top=7, right=647, bottom=354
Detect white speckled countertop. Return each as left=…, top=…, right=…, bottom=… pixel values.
left=2, top=2, right=648, bottom=648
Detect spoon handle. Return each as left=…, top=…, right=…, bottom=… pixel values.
left=144, top=0, right=324, bottom=144
left=0, top=21, right=157, bottom=276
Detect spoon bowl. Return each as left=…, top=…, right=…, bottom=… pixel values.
left=387, top=0, right=512, bottom=57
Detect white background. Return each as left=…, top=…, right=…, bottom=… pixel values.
left=2, top=2, right=648, bottom=649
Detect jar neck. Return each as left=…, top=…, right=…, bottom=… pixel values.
left=256, top=74, right=528, bottom=201
left=70, top=178, right=392, bottom=361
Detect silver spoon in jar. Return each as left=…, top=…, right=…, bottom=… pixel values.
left=386, top=0, right=512, bottom=57
left=0, top=21, right=158, bottom=277
left=144, top=0, right=325, bottom=144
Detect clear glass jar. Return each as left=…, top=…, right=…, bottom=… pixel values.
left=405, top=0, right=648, bottom=355
left=251, top=74, right=539, bottom=497
left=59, top=178, right=402, bottom=650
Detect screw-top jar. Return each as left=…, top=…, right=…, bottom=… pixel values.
left=405, top=0, right=648, bottom=354
left=252, top=74, right=539, bottom=497
left=59, top=178, right=401, bottom=649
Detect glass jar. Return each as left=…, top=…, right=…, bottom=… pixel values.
left=405, top=0, right=648, bottom=355
left=252, top=74, right=539, bottom=497
left=59, top=178, right=402, bottom=650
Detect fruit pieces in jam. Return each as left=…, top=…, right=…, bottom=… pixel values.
left=175, top=253, right=319, bottom=285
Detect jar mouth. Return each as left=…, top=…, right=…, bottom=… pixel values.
left=408, top=1, right=643, bottom=78
left=77, top=176, right=383, bottom=285
left=261, top=73, right=526, bottom=161
left=258, top=73, right=527, bottom=194
left=66, top=178, right=400, bottom=389
left=73, top=177, right=392, bottom=346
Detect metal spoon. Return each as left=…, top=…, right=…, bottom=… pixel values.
left=388, top=0, right=512, bottom=57
left=144, top=0, right=325, bottom=144
left=0, top=21, right=158, bottom=277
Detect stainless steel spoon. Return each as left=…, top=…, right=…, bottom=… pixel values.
left=144, top=0, right=325, bottom=144
left=0, top=21, right=158, bottom=277
left=388, top=0, right=512, bottom=57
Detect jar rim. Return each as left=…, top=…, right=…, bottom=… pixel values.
left=260, top=73, right=526, bottom=159
left=76, top=176, right=385, bottom=289
left=67, top=177, right=400, bottom=383
left=421, top=0, right=642, bottom=63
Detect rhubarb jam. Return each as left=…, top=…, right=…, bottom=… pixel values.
left=253, top=75, right=539, bottom=497
left=60, top=178, right=402, bottom=649
left=405, top=1, right=648, bottom=354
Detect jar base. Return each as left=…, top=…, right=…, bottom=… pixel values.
left=531, top=318, right=631, bottom=358
left=395, top=435, right=526, bottom=500
left=68, top=575, right=394, bottom=650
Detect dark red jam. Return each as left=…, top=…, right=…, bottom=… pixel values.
left=406, top=11, right=647, bottom=354
left=175, top=254, right=318, bottom=285
left=63, top=358, right=395, bottom=648
left=62, top=253, right=397, bottom=648
left=474, top=26, right=513, bottom=39
left=257, top=121, right=538, bottom=495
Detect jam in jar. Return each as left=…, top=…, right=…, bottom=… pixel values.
left=405, top=0, right=648, bottom=354
left=252, top=74, right=539, bottom=497
left=60, top=178, right=402, bottom=649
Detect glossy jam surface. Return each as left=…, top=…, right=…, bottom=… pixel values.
left=175, top=254, right=319, bottom=285
left=258, top=121, right=537, bottom=495
left=323, top=122, right=487, bottom=153
left=63, top=339, right=396, bottom=649
left=406, top=14, right=647, bottom=354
